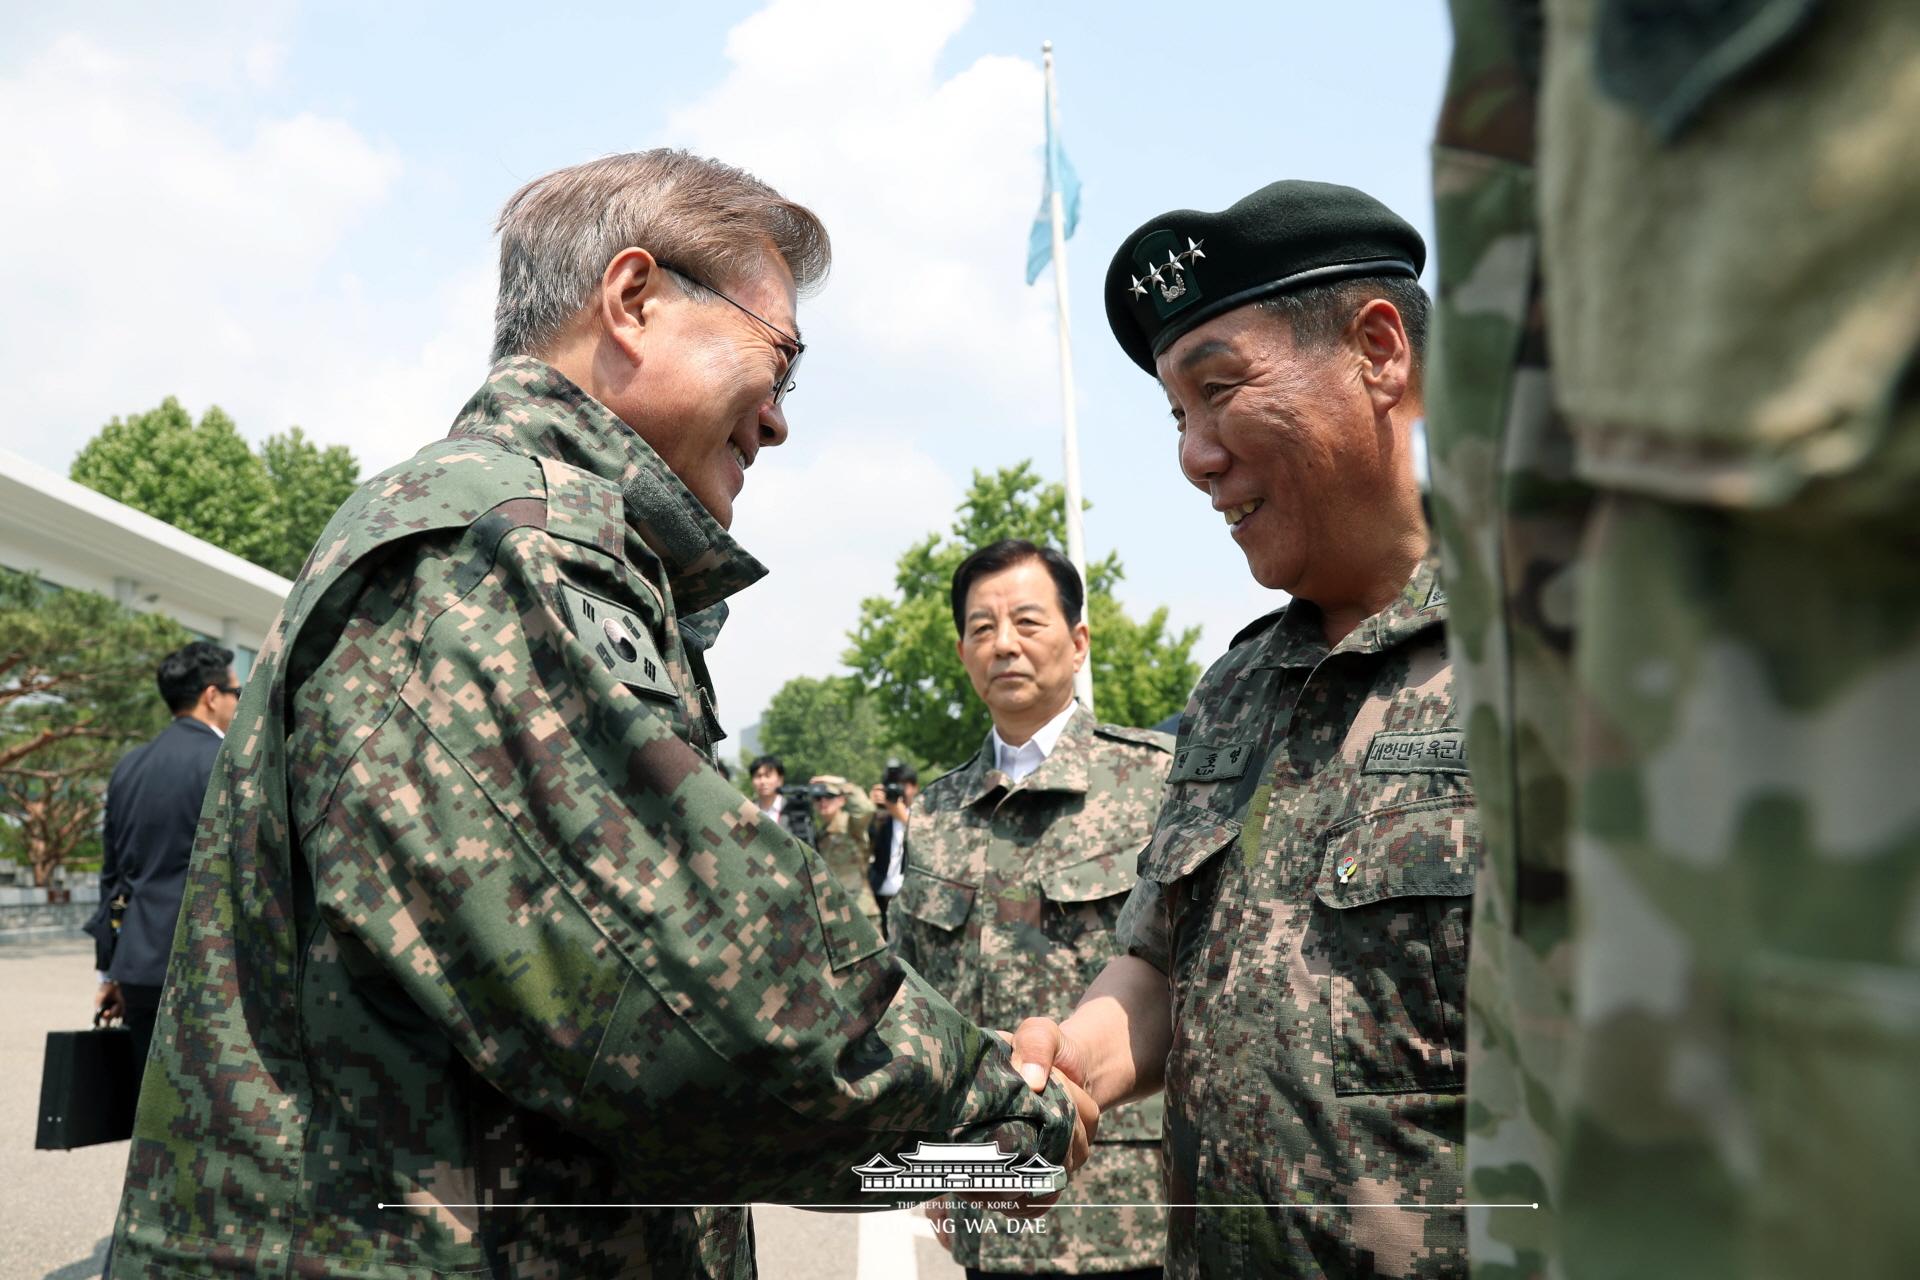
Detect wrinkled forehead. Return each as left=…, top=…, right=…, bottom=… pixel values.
left=965, top=559, right=1067, bottom=620
left=1154, top=302, right=1290, bottom=386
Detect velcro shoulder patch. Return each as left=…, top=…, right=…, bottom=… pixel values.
left=558, top=582, right=677, bottom=702
left=1168, top=741, right=1253, bottom=784
left=1093, top=723, right=1174, bottom=754
left=1362, top=729, right=1469, bottom=774
left=540, top=456, right=628, bottom=563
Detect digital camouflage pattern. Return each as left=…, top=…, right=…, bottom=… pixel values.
left=1116, top=557, right=1474, bottom=1279
left=1426, top=3, right=1574, bottom=1273
left=110, top=357, right=1076, bottom=1279
left=892, top=705, right=1171, bottom=1274
left=1428, top=1, right=1920, bottom=1276
left=814, top=778, right=883, bottom=928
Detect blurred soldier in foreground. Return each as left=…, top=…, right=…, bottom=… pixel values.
left=1428, top=2, right=1920, bottom=1276
left=109, top=149, right=1091, bottom=1279
left=893, top=539, right=1170, bottom=1279
left=811, top=774, right=882, bottom=930
left=1016, top=182, right=1475, bottom=1277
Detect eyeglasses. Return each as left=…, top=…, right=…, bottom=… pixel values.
left=215, top=685, right=242, bottom=698
left=654, top=259, right=804, bottom=406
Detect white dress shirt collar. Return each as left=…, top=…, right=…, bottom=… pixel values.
left=991, top=699, right=1079, bottom=784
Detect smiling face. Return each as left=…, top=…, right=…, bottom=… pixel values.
left=1157, top=298, right=1422, bottom=606
left=956, top=557, right=1089, bottom=742
left=634, top=260, right=798, bottom=528
left=562, top=247, right=800, bottom=529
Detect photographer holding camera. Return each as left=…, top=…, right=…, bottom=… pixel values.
left=867, top=762, right=918, bottom=936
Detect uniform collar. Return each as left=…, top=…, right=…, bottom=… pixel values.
left=447, top=356, right=768, bottom=616
left=960, top=703, right=1094, bottom=808
left=990, top=698, right=1079, bottom=777
left=1256, top=552, right=1446, bottom=668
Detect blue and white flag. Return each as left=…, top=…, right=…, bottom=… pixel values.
left=1025, top=104, right=1081, bottom=285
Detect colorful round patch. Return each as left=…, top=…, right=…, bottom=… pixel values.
left=1337, top=855, right=1358, bottom=883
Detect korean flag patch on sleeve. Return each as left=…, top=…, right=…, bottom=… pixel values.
left=558, top=581, right=679, bottom=702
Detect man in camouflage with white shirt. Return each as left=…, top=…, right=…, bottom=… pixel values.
left=895, top=539, right=1171, bottom=1279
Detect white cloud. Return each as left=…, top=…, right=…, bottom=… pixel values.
left=664, top=0, right=1058, bottom=428
left=662, top=0, right=1078, bottom=731
left=708, top=433, right=959, bottom=738
left=0, top=24, right=486, bottom=477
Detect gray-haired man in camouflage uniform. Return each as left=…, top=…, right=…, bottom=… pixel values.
left=1015, top=183, right=1477, bottom=1277
left=108, top=149, right=1093, bottom=1279
left=892, top=538, right=1171, bottom=1279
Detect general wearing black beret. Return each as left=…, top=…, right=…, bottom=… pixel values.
left=1103, top=180, right=1426, bottom=374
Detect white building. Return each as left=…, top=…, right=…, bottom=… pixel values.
left=0, top=447, right=291, bottom=678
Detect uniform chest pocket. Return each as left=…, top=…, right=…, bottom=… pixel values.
left=1139, top=802, right=1241, bottom=885
left=894, top=867, right=977, bottom=1015
left=895, top=867, right=975, bottom=933
left=1039, top=852, right=1137, bottom=949
left=1137, top=803, right=1242, bottom=984
left=1314, top=796, right=1478, bottom=1097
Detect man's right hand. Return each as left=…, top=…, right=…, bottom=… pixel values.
left=96, top=980, right=124, bottom=1023
left=1058, top=1064, right=1098, bottom=1168
left=1012, top=1016, right=1093, bottom=1098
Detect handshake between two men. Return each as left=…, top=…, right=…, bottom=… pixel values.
left=107, top=152, right=1475, bottom=1280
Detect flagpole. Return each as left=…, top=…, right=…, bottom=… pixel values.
left=1043, top=39, right=1095, bottom=716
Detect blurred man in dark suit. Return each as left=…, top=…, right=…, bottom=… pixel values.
left=89, top=640, right=236, bottom=1069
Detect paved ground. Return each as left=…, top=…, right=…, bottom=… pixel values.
left=3, top=937, right=960, bottom=1280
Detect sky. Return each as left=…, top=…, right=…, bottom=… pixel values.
left=0, top=0, right=1453, bottom=752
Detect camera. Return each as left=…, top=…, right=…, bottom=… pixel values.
left=777, top=781, right=832, bottom=847
left=882, top=761, right=908, bottom=804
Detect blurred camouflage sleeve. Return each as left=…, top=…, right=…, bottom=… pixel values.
left=305, top=521, right=1075, bottom=1203
left=1114, top=878, right=1171, bottom=974
left=888, top=879, right=925, bottom=974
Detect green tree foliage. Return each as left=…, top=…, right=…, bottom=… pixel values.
left=845, top=462, right=1201, bottom=771
left=259, top=426, right=361, bottom=577
left=71, top=398, right=360, bottom=579
left=757, top=675, right=903, bottom=786
left=0, top=570, right=186, bottom=885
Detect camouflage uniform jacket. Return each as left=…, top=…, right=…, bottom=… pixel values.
left=817, top=793, right=882, bottom=924
left=109, top=357, right=1075, bottom=1279
left=1117, top=557, right=1475, bottom=1279
left=893, top=706, right=1171, bottom=1274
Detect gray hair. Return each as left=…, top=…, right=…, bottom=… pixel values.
left=1256, top=275, right=1430, bottom=370
left=490, top=149, right=831, bottom=362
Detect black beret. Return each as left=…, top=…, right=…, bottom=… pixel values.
left=1103, top=180, right=1426, bottom=374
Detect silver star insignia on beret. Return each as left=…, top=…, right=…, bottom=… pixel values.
left=1129, top=275, right=1147, bottom=298
left=1146, top=262, right=1166, bottom=286
left=1185, top=237, right=1206, bottom=260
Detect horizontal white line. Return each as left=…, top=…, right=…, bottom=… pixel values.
left=379, top=1202, right=1541, bottom=1211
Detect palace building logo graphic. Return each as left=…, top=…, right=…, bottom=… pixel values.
left=853, top=1141, right=1065, bottom=1196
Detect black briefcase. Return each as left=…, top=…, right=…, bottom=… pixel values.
left=35, top=1017, right=138, bottom=1150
